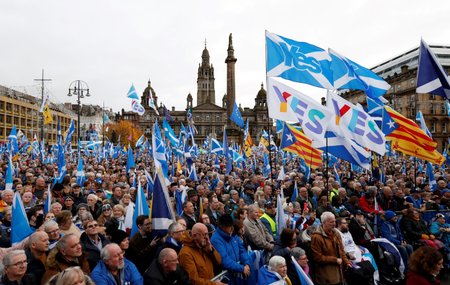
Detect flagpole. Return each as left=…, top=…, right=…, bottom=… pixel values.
left=264, top=30, right=274, bottom=183
left=322, top=94, right=329, bottom=196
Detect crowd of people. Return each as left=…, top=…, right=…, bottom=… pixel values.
left=0, top=148, right=449, bottom=285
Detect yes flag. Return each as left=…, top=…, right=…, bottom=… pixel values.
left=416, top=39, right=450, bottom=100
left=131, top=99, right=145, bottom=116
left=267, top=77, right=333, bottom=141
left=151, top=169, right=176, bottom=236
left=127, top=84, right=140, bottom=100
left=230, top=102, right=244, bottom=128
left=11, top=192, right=33, bottom=245
left=266, top=31, right=334, bottom=89
left=329, top=48, right=390, bottom=99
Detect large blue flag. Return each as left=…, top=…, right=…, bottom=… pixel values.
left=130, top=180, right=150, bottom=238
left=152, top=121, right=169, bottom=178
left=230, top=102, right=245, bottom=128
left=426, top=162, right=437, bottom=191
left=5, top=154, right=13, bottom=190
left=11, top=192, right=33, bottom=245
left=76, top=156, right=86, bottom=186
left=151, top=169, right=176, bottom=236
left=55, top=120, right=67, bottom=184
left=266, top=30, right=334, bottom=89
left=126, top=147, right=136, bottom=173
left=8, top=125, right=18, bottom=155
left=329, top=48, right=390, bottom=99
left=135, top=134, right=145, bottom=148
left=416, top=39, right=450, bottom=100
left=162, top=119, right=180, bottom=147
left=210, top=138, right=223, bottom=155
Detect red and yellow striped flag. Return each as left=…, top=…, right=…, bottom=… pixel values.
left=283, top=123, right=322, bottom=169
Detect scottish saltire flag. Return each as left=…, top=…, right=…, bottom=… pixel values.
left=334, top=165, right=341, bottom=185
left=313, top=131, right=371, bottom=170
left=8, top=125, right=18, bottom=155
left=5, top=155, right=13, bottom=190
left=291, top=181, right=298, bottom=202
left=426, top=162, right=437, bottom=191
left=135, top=134, right=145, bottom=148
left=210, top=138, right=223, bottom=155
left=328, top=92, right=385, bottom=155
left=276, top=194, right=286, bottom=237
left=416, top=111, right=432, bottom=138
left=127, top=84, right=140, bottom=100
left=76, top=156, right=86, bottom=186
left=162, top=119, right=180, bottom=147
left=152, top=121, right=169, bottom=177
left=188, top=165, right=198, bottom=181
left=55, top=122, right=67, bottom=184
left=144, top=169, right=154, bottom=195
left=148, top=89, right=159, bottom=115
left=126, top=147, right=136, bottom=173
left=11, top=192, right=33, bottom=245
left=213, top=156, right=220, bottom=169
left=263, top=152, right=271, bottom=177
left=267, top=77, right=333, bottom=141
left=131, top=99, right=145, bottom=115
left=130, top=180, right=150, bottom=237
left=416, top=39, right=450, bottom=100
left=291, top=256, right=314, bottom=285
left=266, top=31, right=334, bottom=89
left=230, top=102, right=245, bottom=128
left=151, top=169, right=176, bottom=236
left=64, top=119, right=75, bottom=147
left=163, top=105, right=174, bottom=122
left=184, top=140, right=193, bottom=170
left=44, top=185, right=52, bottom=214
left=329, top=48, right=390, bottom=99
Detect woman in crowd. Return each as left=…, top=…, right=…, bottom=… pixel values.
left=113, top=204, right=127, bottom=231
left=97, top=203, right=113, bottom=228
left=56, top=210, right=81, bottom=237
left=406, top=246, right=444, bottom=285
left=258, top=255, right=292, bottom=285
left=401, top=208, right=442, bottom=249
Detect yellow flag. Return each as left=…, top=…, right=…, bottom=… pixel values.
left=43, top=103, right=53, bottom=125
left=177, top=158, right=182, bottom=174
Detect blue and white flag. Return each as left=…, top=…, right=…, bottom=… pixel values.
left=276, top=194, right=286, bottom=237
left=55, top=121, right=67, bottom=184
left=127, top=84, right=140, bottom=100
left=8, top=125, right=18, bottom=155
left=130, top=180, right=150, bottom=238
left=162, top=119, right=180, bottom=147
left=223, top=126, right=229, bottom=159
left=148, top=88, right=159, bottom=115
left=416, top=39, right=450, bottom=100
left=76, top=156, right=86, bottom=186
left=64, top=119, right=75, bottom=148
left=416, top=111, right=432, bottom=138
left=426, top=162, right=437, bottom=191
left=329, top=48, right=390, bottom=99
left=291, top=256, right=314, bottom=285
left=188, top=165, right=198, bottom=181
left=266, top=30, right=334, bottom=89
left=446, top=100, right=450, bottom=117
left=151, top=169, right=176, bottom=236
left=11, top=192, right=33, bottom=245
left=144, top=169, right=154, bottom=195
left=291, top=181, right=298, bottom=202
left=44, top=185, right=52, bottom=214
left=211, top=138, right=223, bottom=155
left=263, top=152, right=271, bottom=177
left=152, top=120, right=169, bottom=178
left=230, top=102, right=244, bottom=128
left=131, top=99, right=145, bottom=116
left=334, top=165, right=341, bottom=185
left=5, top=155, right=13, bottom=190
left=135, top=134, right=145, bottom=148
left=126, top=147, right=136, bottom=173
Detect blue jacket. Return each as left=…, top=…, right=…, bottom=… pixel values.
left=211, top=228, right=251, bottom=279
left=257, top=265, right=285, bottom=285
left=90, top=258, right=143, bottom=285
left=380, top=220, right=404, bottom=245
left=430, top=221, right=450, bottom=246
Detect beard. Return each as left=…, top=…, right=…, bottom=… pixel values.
left=340, top=227, right=349, bottom=233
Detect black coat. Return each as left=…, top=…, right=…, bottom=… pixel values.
left=25, top=249, right=46, bottom=284
left=126, top=231, right=162, bottom=275
left=79, top=232, right=111, bottom=271
left=143, top=259, right=191, bottom=285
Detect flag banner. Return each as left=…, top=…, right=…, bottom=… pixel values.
left=426, top=162, right=437, bottom=191
left=131, top=99, right=145, bottom=116
left=329, top=48, right=390, bottom=99
left=43, top=103, right=53, bottom=124
left=64, top=119, right=76, bottom=147
left=210, top=138, right=223, bottom=155
left=12, top=192, right=33, bottom=245
left=291, top=256, right=314, bottom=285
left=313, top=131, right=371, bottom=170
left=276, top=193, right=286, bottom=237
left=44, top=184, right=52, bottom=214
left=130, top=180, right=150, bottom=237
left=416, top=39, right=450, bottom=99
left=151, top=168, right=176, bottom=236
left=126, top=147, right=136, bottom=173
left=76, top=156, right=86, bottom=186
left=244, top=120, right=253, bottom=157
left=163, top=105, right=175, bottom=122
left=5, top=155, right=13, bottom=190
left=162, top=119, right=180, bottom=147
left=8, top=126, right=19, bottom=155
left=39, top=93, right=50, bottom=113
left=127, top=84, right=140, bottom=100
left=267, top=77, right=333, bottom=141
left=328, top=92, right=385, bottom=155
left=135, top=134, right=145, bottom=148
left=416, top=110, right=432, bottom=138
left=266, top=30, right=334, bottom=89
left=230, top=102, right=245, bottom=128
left=152, top=121, right=169, bottom=177
left=148, top=89, right=159, bottom=115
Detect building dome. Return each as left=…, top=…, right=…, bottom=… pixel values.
left=256, top=83, right=266, bottom=99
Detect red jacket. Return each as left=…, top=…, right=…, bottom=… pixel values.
left=359, top=195, right=383, bottom=214
left=406, top=271, right=440, bottom=285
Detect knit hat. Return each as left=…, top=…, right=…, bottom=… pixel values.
left=385, top=210, right=396, bottom=221
left=110, top=230, right=129, bottom=244
left=76, top=203, right=89, bottom=212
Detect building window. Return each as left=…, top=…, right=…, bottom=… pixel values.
left=410, top=79, right=415, bottom=86
left=441, top=103, right=446, bottom=115
left=442, top=122, right=447, bottom=133
left=430, top=94, right=436, bottom=100
left=410, top=108, right=416, bottom=118
left=431, top=104, right=436, bottom=115
left=431, top=121, right=436, bottom=133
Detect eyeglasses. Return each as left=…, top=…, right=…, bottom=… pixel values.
left=87, top=224, right=99, bottom=229
left=7, top=260, right=27, bottom=267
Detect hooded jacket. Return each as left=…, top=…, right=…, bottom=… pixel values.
left=178, top=231, right=222, bottom=285
left=90, top=258, right=143, bottom=285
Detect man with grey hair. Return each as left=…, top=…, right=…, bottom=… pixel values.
left=91, top=243, right=143, bottom=285
left=44, top=220, right=62, bottom=250
left=244, top=204, right=274, bottom=251
left=143, top=248, right=191, bottom=285
left=310, top=211, right=350, bottom=285
left=1, top=250, right=33, bottom=285
left=24, top=231, right=49, bottom=284
left=0, top=190, right=14, bottom=213
left=164, top=222, right=185, bottom=253
left=288, top=247, right=310, bottom=285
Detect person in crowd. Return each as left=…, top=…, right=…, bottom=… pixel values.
left=272, top=228, right=299, bottom=285
left=73, top=203, right=89, bottom=229
left=289, top=247, right=311, bottom=285
left=50, top=202, right=63, bottom=217
left=91, top=243, right=143, bottom=285
left=429, top=213, right=450, bottom=248
left=79, top=219, right=111, bottom=271
left=348, top=210, right=376, bottom=251
left=380, top=210, right=414, bottom=267
left=24, top=231, right=49, bottom=284
left=1, top=250, right=34, bottom=285
left=112, top=204, right=126, bottom=231
left=165, top=222, right=185, bottom=253
left=257, top=255, right=291, bottom=285
left=406, top=246, right=444, bottom=285
left=126, top=215, right=162, bottom=274
left=316, top=196, right=336, bottom=218
left=46, top=266, right=94, bottom=285
left=56, top=210, right=81, bottom=238
left=401, top=208, right=442, bottom=249
left=42, top=233, right=90, bottom=284
left=143, top=248, right=191, bottom=285
left=260, top=201, right=277, bottom=238
left=206, top=196, right=222, bottom=227
left=181, top=201, right=197, bottom=230
left=86, top=194, right=101, bottom=220
left=310, top=211, right=350, bottom=285
left=179, top=223, right=224, bottom=285
left=244, top=204, right=274, bottom=251
left=110, top=230, right=129, bottom=253
left=62, top=196, right=76, bottom=216
left=96, top=204, right=113, bottom=227
left=44, top=220, right=62, bottom=250
left=211, top=214, right=252, bottom=285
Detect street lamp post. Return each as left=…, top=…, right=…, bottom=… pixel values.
left=67, top=80, right=90, bottom=142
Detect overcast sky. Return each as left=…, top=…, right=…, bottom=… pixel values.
left=1, top=0, right=449, bottom=113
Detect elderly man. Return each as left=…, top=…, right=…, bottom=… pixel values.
left=310, top=211, right=350, bottom=285
left=44, top=220, right=62, bottom=250
left=41, top=233, right=90, bottom=284
left=33, top=177, right=47, bottom=200
left=1, top=250, right=33, bottom=285
left=143, top=248, right=191, bottom=285
left=179, top=223, right=224, bottom=285
left=0, top=190, right=14, bottom=213
left=260, top=201, right=277, bottom=237
left=181, top=201, right=197, bottom=230
left=164, top=222, right=185, bottom=253
left=91, top=243, right=143, bottom=285
left=80, top=219, right=111, bottom=271
left=244, top=205, right=274, bottom=251
left=25, top=231, right=49, bottom=284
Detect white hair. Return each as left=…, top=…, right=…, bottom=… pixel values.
left=320, top=211, right=335, bottom=223
left=87, top=194, right=98, bottom=201
left=268, top=255, right=286, bottom=272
